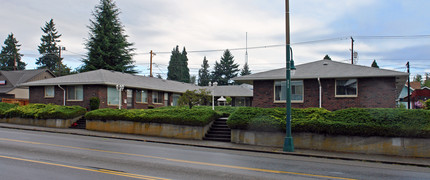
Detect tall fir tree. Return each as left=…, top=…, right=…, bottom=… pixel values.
left=211, top=49, right=239, bottom=85
left=167, top=46, right=181, bottom=81
left=323, top=54, right=332, bottom=60
left=0, top=33, right=25, bottom=70
left=240, top=62, right=251, bottom=76
left=80, top=0, right=136, bottom=73
left=180, top=47, right=190, bottom=83
left=167, top=46, right=190, bottom=83
left=36, top=19, right=71, bottom=76
left=198, top=56, right=211, bottom=86
left=371, top=60, right=379, bottom=68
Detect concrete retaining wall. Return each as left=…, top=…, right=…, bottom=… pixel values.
left=86, top=120, right=213, bottom=140
left=231, top=129, right=430, bottom=158
left=0, top=117, right=81, bottom=128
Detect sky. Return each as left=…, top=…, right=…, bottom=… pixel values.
left=1, top=0, right=429, bottom=80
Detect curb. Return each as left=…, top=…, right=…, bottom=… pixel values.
left=1, top=124, right=429, bottom=168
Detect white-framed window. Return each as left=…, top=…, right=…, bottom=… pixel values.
left=67, top=85, right=83, bottom=101
left=336, top=79, right=358, bottom=97
left=136, top=89, right=148, bottom=103
left=172, top=94, right=181, bottom=106
left=274, top=80, right=304, bottom=103
left=107, top=86, right=119, bottom=105
left=152, top=91, right=163, bottom=104
left=44, top=86, right=54, bottom=98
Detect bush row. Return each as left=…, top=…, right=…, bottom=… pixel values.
left=85, top=107, right=219, bottom=126
left=227, top=107, right=430, bottom=138
left=2, top=103, right=87, bottom=119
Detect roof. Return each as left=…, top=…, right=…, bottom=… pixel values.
left=234, top=59, right=409, bottom=81
left=233, top=60, right=409, bottom=96
left=204, top=84, right=253, bottom=97
left=19, top=69, right=203, bottom=93
left=0, top=69, right=53, bottom=93
left=409, top=81, right=421, bottom=90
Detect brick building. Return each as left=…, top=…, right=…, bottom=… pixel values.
left=19, top=69, right=252, bottom=110
left=233, top=60, right=409, bottom=111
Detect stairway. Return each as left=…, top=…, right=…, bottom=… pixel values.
left=70, top=116, right=86, bottom=129
left=203, top=117, right=231, bottom=142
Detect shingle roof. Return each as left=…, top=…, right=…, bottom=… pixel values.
left=233, top=60, right=409, bottom=81
left=0, top=69, right=52, bottom=93
left=204, top=84, right=253, bottom=97
left=19, top=69, right=203, bottom=93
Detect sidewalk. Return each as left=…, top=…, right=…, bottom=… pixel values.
left=1, top=122, right=429, bottom=168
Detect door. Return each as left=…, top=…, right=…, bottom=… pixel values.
left=126, top=89, right=133, bottom=109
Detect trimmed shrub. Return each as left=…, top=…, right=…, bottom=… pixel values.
left=85, top=107, right=219, bottom=126
left=89, top=97, right=100, bottom=111
left=227, top=107, right=430, bottom=138
left=4, top=104, right=86, bottom=119
left=0, top=102, right=18, bottom=118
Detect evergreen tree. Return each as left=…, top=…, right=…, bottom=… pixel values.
left=240, top=62, right=251, bottom=76
left=36, top=19, right=71, bottom=76
left=167, top=46, right=190, bottom=83
left=413, top=74, right=423, bottom=84
left=424, top=73, right=430, bottom=87
left=190, top=75, right=196, bottom=85
left=323, top=54, right=332, bottom=60
left=0, top=33, right=25, bottom=70
left=371, top=60, right=379, bottom=68
left=167, top=46, right=181, bottom=81
left=211, top=49, right=239, bottom=85
left=198, top=56, right=211, bottom=86
left=80, top=0, right=136, bottom=73
left=180, top=47, right=190, bottom=83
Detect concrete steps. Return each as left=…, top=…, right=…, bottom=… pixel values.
left=203, top=117, right=231, bottom=142
left=70, top=116, right=86, bottom=129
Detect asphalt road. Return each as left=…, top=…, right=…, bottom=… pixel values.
left=0, top=128, right=429, bottom=180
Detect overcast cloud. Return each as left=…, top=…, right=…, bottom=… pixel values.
left=1, top=0, right=429, bottom=78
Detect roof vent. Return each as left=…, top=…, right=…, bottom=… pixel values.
left=323, top=62, right=329, bottom=66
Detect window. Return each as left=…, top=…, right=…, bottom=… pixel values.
left=274, top=80, right=303, bottom=102
left=136, top=90, right=148, bottom=103
left=152, top=91, right=163, bottom=104
left=67, top=86, right=83, bottom=101
left=164, top=92, right=169, bottom=106
left=45, top=86, right=54, bottom=98
left=107, top=86, right=119, bottom=105
left=336, top=79, right=357, bottom=97
left=172, top=94, right=181, bottom=106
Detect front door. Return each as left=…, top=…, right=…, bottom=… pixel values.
left=127, top=89, right=133, bottom=109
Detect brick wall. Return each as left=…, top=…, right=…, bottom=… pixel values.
left=252, top=77, right=397, bottom=111
left=29, top=85, right=174, bottom=110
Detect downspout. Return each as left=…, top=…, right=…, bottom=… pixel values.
left=317, top=77, right=322, bottom=108
left=58, top=85, right=65, bottom=106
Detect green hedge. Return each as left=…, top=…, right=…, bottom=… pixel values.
left=157, top=106, right=238, bottom=117
left=4, top=104, right=86, bottom=119
left=227, top=107, right=430, bottom=138
left=0, top=102, right=18, bottom=118
left=85, top=107, right=219, bottom=126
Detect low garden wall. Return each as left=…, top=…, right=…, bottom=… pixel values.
left=231, top=129, right=430, bottom=158
left=0, top=116, right=81, bottom=128
left=86, top=120, right=213, bottom=140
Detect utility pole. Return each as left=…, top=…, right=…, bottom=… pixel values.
left=150, top=50, right=156, bottom=77
left=351, top=37, right=354, bottom=64
left=245, top=32, right=248, bottom=65
left=407, top=61, right=411, bottom=109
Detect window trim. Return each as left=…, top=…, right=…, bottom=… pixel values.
left=135, top=89, right=148, bottom=104
left=335, top=79, right=358, bottom=98
left=152, top=91, right=163, bottom=104
left=273, top=80, right=304, bottom=103
left=44, top=86, right=55, bottom=98
left=67, top=85, right=83, bottom=101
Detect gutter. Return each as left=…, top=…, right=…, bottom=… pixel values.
left=58, top=85, right=65, bottom=106
left=317, top=77, right=322, bottom=108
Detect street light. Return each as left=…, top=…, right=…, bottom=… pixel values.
left=283, top=0, right=296, bottom=152
left=212, top=82, right=218, bottom=110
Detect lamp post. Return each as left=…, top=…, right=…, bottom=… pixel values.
left=212, top=82, right=218, bottom=110
left=283, top=0, right=296, bottom=152
left=116, top=84, right=124, bottom=109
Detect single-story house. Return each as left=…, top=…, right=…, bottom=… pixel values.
left=205, top=84, right=253, bottom=106
left=0, top=69, right=54, bottom=99
left=233, top=59, right=409, bottom=111
left=19, top=69, right=253, bottom=110
left=401, top=87, right=430, bottom=109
